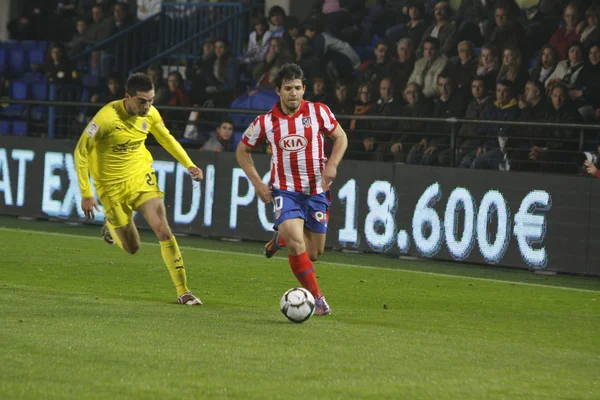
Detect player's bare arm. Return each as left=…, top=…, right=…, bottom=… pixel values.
left=236, top=141, right=272, bottom=202
left=322, top=124, right=348, bottom=190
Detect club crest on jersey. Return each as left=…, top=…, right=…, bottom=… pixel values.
left=278, top=135, right=308, bottom=152
left=141, top=121, right=148, bottom=132
left=314, top=211, right=327, bottom=223
left=86, top=121, right=99, bottom=138
left=302, top=116, right=312, bottom=128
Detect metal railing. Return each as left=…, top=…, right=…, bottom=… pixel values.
left=2, top=99, right=598, bottom=174
left=71, top=2, right=251, bottom=78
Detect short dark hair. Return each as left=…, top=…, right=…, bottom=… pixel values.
left=219, top=117, right=234, bottom=127
left=423, top=36, right=441, bottom=49
left=437, top=73, right=453, bottom=84
left=527, top=79, right=544, bottom=96
left=126, top=73, right=154, bottom=96
left=304, top=18, right=324, bottom=34
left=283, top=16, right=300, bottom=32
left=275, top=63, right=305, bottom=89
left=496, top=79, right=513, bottom=91
left=268, top=5, right=285, bottom=18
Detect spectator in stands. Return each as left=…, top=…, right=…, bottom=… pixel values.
left=329, top=80, right=354, bottom=123
left=473, top=45, right=500, bottom=95
left=349, top=82, right=373, bottom=135
left=83, top=5, right=112, bottom=45
left=186, top=38, right=216, bottom=103
left=362, top=77, right=402, bottom=161
left=91, top=72, right=125, bottom=103
left=392, top=38, right=416, bottom=98
left=529, top=45, right=559, bottom=86
left=408, top=37, right=449, bottom=98
left=7, top=13, right=36, bottom=41
left=417, top=1, right=457, bottom=58
left=267, top=6, right=286, bottom=37
left=581, top=7, right=600, bottom=51
left=545, top=41, right=585, bottom=91
left=240, top=17, right=272, bottom=74
left=308, top=74, right=331, bottom=104
left=252, top=37, right=294, bottom=91
left=44, top=43, right=77, bottom=84
left=530, top=83, right=582, bottom=173
left=167, top=71, right=189, bottom=107
left=109, top=2, right=135, bottom=35
left=361, top=40, right=395, bottom=99
left=453, top=0, right=496, bottom=46
left=386, top=2, right=428, bottom=51
left=496, top=47, right=529, bottom=95
left=468, top=80, right=520, bottom=169
left=203, top=39, right=240, bottom=106
left=200, top=118, right=235, bottom=152
left=304, top=17, right=361, bottom=81
left=512, top=79, right=550, bottom=171
left=441, top=78, right=492, bottom=167
left=68, top=18, right=90, bottom=57
left=485, top=5, right=526, bottom=58
left=450, top=40, right=477, bottom=97
left=549, top=3, right=583, bottom=60
left=408, top=73, right=465, bottom=165
left=571, top=43, right=600, bottom=113
left=380, top=82, right=431, bottom=163
left=294, top=36, right=313, bottom=81
left=282, top=16, right=301, bottom=53
left=147, top=64, right=169, bottom=105
left=137, top=0, right=162, bottom=21
left=310, top=0, right=357, bottom=43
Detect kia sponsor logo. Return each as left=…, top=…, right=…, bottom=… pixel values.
left=278, top=135, right=308, bottom=152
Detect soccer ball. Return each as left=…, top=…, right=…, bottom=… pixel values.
left=280, top=288, right=315, bottom=323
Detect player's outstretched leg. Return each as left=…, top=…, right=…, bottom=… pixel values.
left=304, top=228, right=330, bottom=315
left=264, top=231, right=286, bottom=258
left=138, top=197, right=202, bottom=305
left=102, top=219, right=124, bottom=249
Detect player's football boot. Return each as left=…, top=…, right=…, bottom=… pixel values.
left=177, top=291, right=203, bottom=305
left=314, top=295, right=331, bottom=316
left=264, top=231, right=282, bottom=258
left=100, top=221, right=114, bottom=245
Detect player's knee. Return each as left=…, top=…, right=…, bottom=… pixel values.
left=286, top=237, right=305, bottom=254
left=308, top=248, right=324, bottom=262
left=123, top=242, right=140, bottom=254
left=154, top=223, right=172, bottom=241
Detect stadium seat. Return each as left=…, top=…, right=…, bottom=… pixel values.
left=28, top=48, right=45, bottom=66
left=20, top=40, right=38, bottom=50
left=81, top=74, right=101, bottom=88
left=30, top=82, right=48, bottom=120
left=0, top=120, right=9, bottom=136
left=8, top=48, right=26, bottom=76
left=11, top=121, right=28, bottom=136
left=4, top=81, right=28, bottom=118
left=0, top=49, right=5, bottom=75
left=22, top=72, right=43, bottom=83
left=0, top=40, right=19, bottom=49
left=230, top=90, right=279, bottom=128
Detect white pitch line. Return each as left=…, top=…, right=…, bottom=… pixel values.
left=0, top=226, right=598, bottom=294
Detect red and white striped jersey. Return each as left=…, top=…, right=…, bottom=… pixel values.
left=241, top=100, right=339, bottom=195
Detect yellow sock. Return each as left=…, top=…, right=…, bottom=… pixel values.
left=159, top=236, right=189, bottom=296
left=105, top=220, right=124, bottom=250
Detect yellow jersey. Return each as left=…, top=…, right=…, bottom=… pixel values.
left=74, top=100, right=195, bottom=198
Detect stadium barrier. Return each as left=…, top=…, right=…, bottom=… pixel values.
left=1, top=136, right=599, bottom=276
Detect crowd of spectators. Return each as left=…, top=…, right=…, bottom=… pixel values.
left=4, top=0, right=600, bottom=174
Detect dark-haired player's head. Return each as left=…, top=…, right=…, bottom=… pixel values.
left=275, top=63, right=306, bottom=114
left=125, top=73, right=155, bottom=117
left=217, top=117, right=234, bottom=141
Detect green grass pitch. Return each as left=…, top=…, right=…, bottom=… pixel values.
left=0, top=216, right=599, bottom=399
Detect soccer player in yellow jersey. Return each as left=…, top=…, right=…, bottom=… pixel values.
left=74, top=73, right=204, bottom=305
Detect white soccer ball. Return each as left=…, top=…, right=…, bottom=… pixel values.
left=280, top=288, right=315, bottom=323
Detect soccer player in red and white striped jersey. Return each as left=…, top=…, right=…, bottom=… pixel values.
left=236, top=63, right=348, bottom=316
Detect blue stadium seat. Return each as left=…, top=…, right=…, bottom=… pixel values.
left=37, top=41, right=48, bottom=51
left=4, top=81, right=28, bottom=118
left=28, top=48, right=45, bottom=66
left=81, top=74, right=101, bottom=88
left=8, top=48, right=26, bottom=76
left=0, top=120, right=9, bottom=136
left=0, top=49, right=5, bottom=75
left=20, top=40, right=38, bottom=50
left=230, top=90, right=279, bottom=128
left=22, top=72, right=43, bottom=83
left=11, top=121, right=28, bottom=136
left=30, top=81, right=48, bottom=120
left=0, top=40, right=19, bottom=49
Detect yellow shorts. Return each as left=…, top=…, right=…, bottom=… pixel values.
left=96, top=170, right=164, bottom=228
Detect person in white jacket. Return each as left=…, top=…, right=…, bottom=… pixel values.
left=545, top=41, right=585, bottom=91
left=408, top=36, right=449, bottom=98
left=137, top=0, right=162, bottom=21
left=241, top=17, right=272, bottom=65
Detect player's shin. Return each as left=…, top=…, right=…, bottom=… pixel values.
left=159, top=236, right=190, bottom=296
left=288, top=252, right=321, bottom=298
left=105, top=220, right=124, bottom=250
